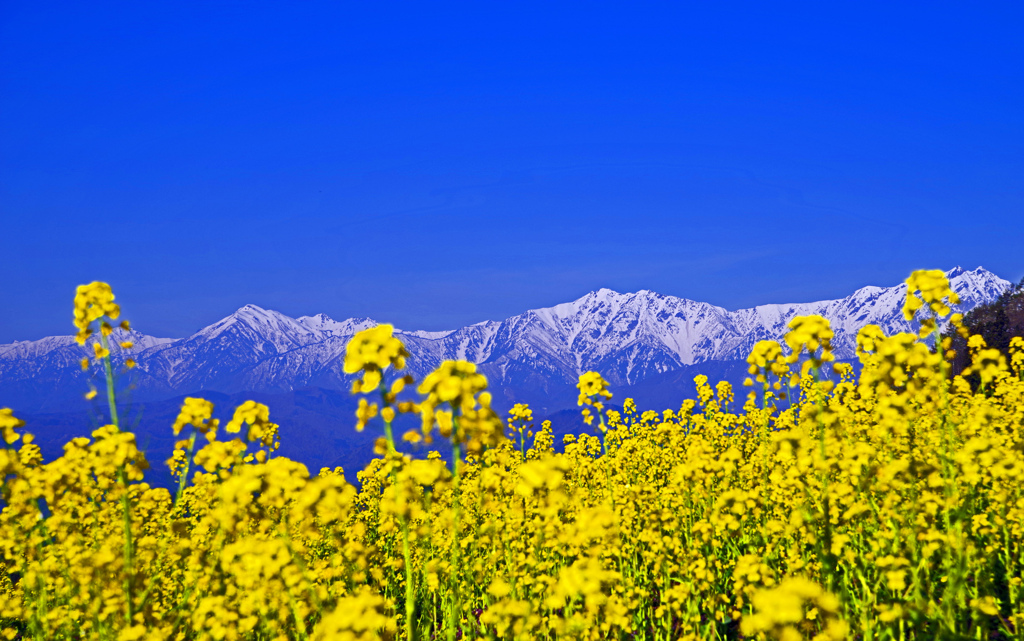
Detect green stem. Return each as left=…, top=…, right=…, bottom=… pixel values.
left=119, top=467, right=135, bottom=625
left=761, top=379, right=771, bottom=527
left=100, top=327, right=134, bottom=623
left=377, top=386, right=416, bottom=640
left=934, top=318, right=963, bottom=636
left=811, top=356, right=837, bottom=592
left=99, top=332, right=118, bottom=428
left=381, top=387, right=397, bottom=454
left=934, top=321, right=952, bottom=476
left=448, top=438, right=462, bottom=641
left=402, top=517, right=417, bottom=641
left=595, top=409, right=615, bottom=505
left=174, top=432, right=198, bottom=507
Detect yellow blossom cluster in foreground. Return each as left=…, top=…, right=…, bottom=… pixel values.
left=0, top=271, right=1023, bottom=641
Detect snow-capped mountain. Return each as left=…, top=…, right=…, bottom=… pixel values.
left=432, top=265, right=1011, bottom=389
left=0, top=267, right=1011, bottom=412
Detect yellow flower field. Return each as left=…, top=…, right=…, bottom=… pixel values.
left=1, top=271, right=1023, bottom=640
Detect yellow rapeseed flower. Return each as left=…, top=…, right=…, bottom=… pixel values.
left=0, top=408, right=25, bottom=445
left=73, top=281, right=120, bottom=345
left=904, top=269, right=961, bottom=338
left=747, top=340, right=789, bottom=386
left=172, top=397, right=219, bottom=438
left=741, top=577, right=847, bottom=640
left=226, top=400, right=279, bottom=450
left=344, top=324, right=409, bottom=393
left=3, top=268, right=1022, bottom=641
left=784, top=314, right=835, bottom=379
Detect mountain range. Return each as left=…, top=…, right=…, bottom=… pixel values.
left=0, top=266, right=1010, bottom=484
left=0, top=266, right=1010, bottom=413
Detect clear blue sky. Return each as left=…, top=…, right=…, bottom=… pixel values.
left=2, top=2, right=1022, bottom=342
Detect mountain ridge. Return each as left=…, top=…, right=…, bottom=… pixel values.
left=0, top=266, right=1011, bottom=413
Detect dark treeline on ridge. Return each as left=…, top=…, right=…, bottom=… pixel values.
left=946, top=276, right=1024, bottom=385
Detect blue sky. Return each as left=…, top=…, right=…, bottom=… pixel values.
left=2, top=2, right=1022, bottom=342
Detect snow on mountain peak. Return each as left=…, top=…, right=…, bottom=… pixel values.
left=479, top=266, right=1014, bottom=385
left=201, top=304, right=307, bottom=337
left=0, top=266, right=1013, bottom=409
left=296, top=314, right=377, bottom=337
left=399, top=329, right=457, bottom=339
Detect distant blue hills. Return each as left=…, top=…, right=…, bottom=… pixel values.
left=0, top=266, right=1009, bottom=486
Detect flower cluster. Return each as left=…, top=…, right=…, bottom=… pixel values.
left=415, top=360, right=503, bottom=452
left=740, top=577, right=847, bottom=641
left=344, top=324, right=409, bottom=393
left=904, top=268, right=964, bottom=338
left=0, top=409, right=24, bottom=446
left=745, top=340, right=789, bottom=387
left=72, top=281, right=122, bottom=345
left=577, top=371, right=612, bottom=427
left=784, top=314, right=835, bottom=381
left=172, top=396, right=219, bottom=438
left=507, top=403, right=534, bottom=459
left=0, top=270, right=1022, bottom=641
left=226, top=400, right=279, bottom=446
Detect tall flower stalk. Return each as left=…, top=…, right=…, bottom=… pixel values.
left=0, top=270, right=1020, bottom=640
